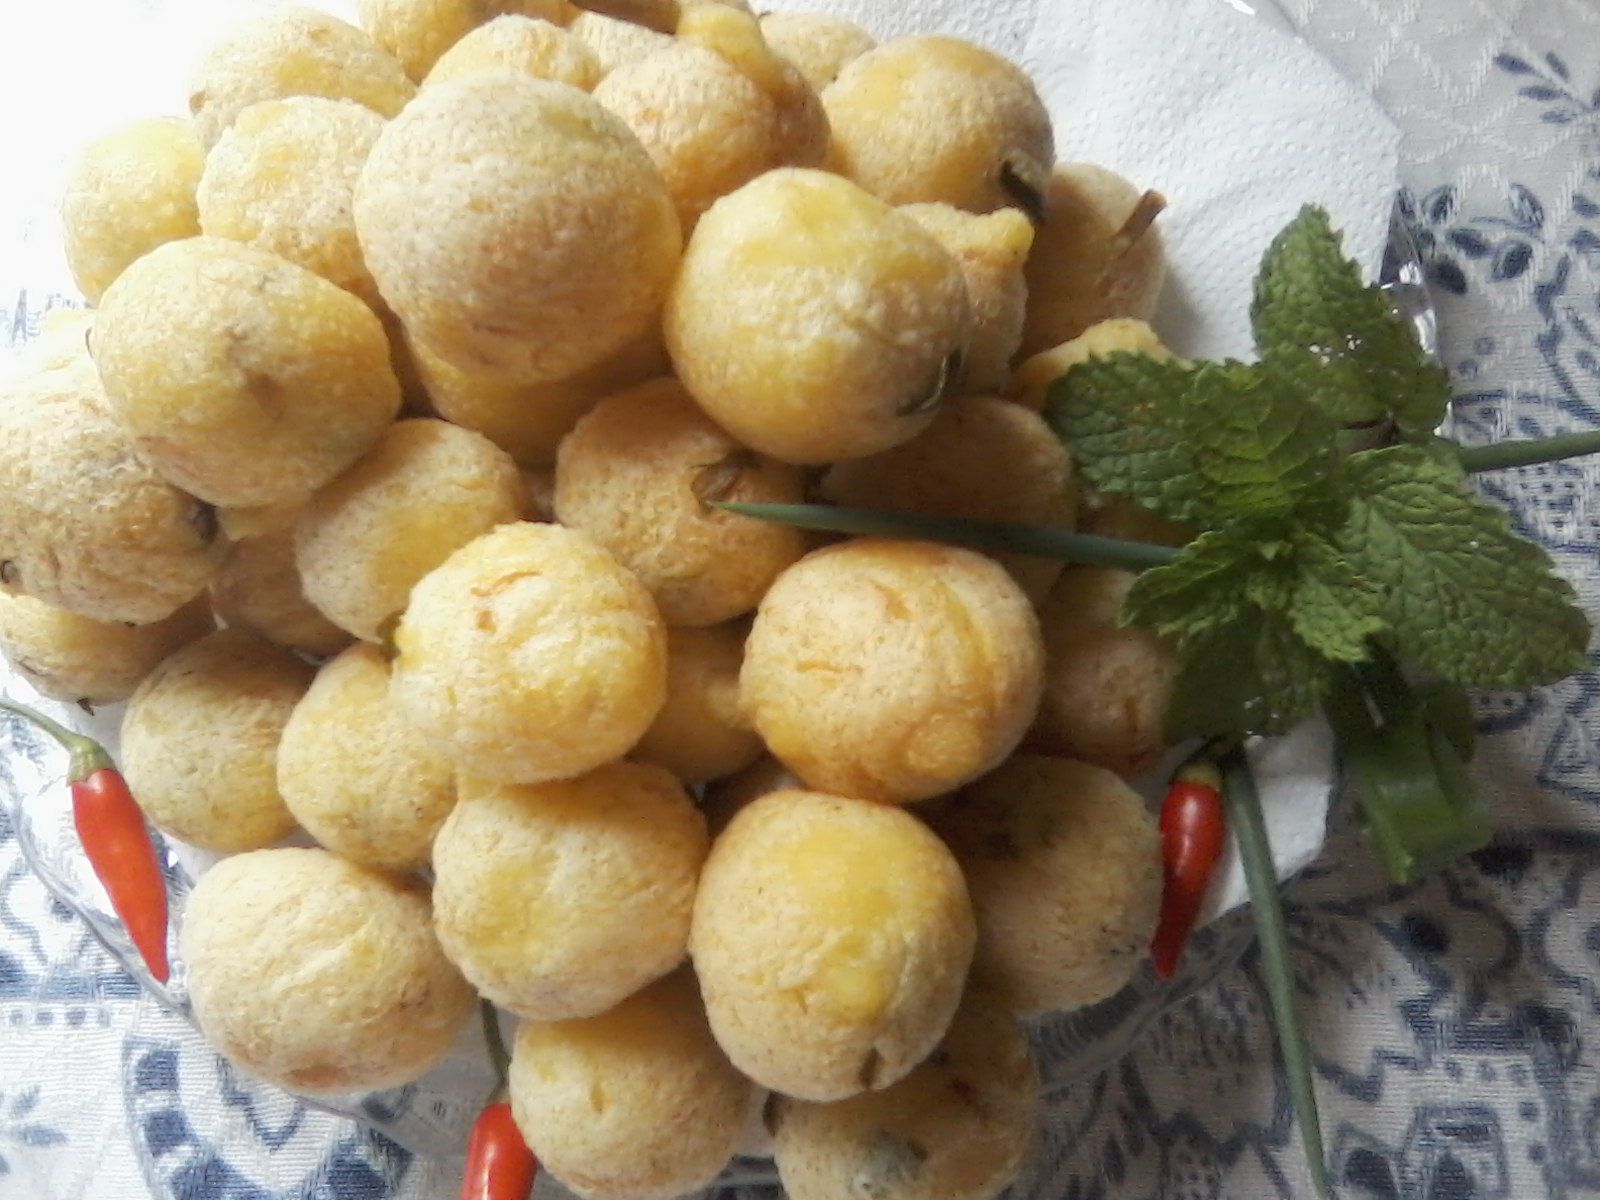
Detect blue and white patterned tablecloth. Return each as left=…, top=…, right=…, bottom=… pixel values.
left=5, top=1, right=1600, bottom=1197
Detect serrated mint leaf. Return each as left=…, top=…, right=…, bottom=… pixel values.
left=1162, top=611, right=1335, bottom=741
left=1044, top=352, right=1211, bottom=525
left=1252, top=206, right=1451, bottom=439
left=1289, top=533, right=1387, bottom=662
left=1179, top=361, right=1340, bottom=519
left=1335, top=445, right=1591, bottom=686
left=1122, top=528, right=1254, bottom=638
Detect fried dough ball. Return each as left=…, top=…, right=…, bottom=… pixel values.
left=593, top=39, right=800, bottom=231
left=929, top=755, right=1162, bottom=1015
left=93, top=237, right=402, bottom=509
left=60, top=118, right=204, bottom=304
left=277, top=643, right=456, bottom=871
left=413, top=327, right=667, bottom=466
left=820, top=397, right=1077, bottom=603
left=0, top=594, right=211, bottom=706
left=196, top=97, right=386, bottom=308
left=354, top=74, right=681, bottom=381
left=567, top=11, right=672, bottom=76
left=759, top=11, right=875, bottom=91
left=1008, top=317, right=1170, bottom=412
left=423, top=16, right=600, bottom=90
left=700, top=755, right=800, bottom=836
left=823, top=36, right=1052, bottom=215
left=360, top=0, right=576, bottom=81
left=509, top=969, right=752, bottom=1200
left=631, top=623, right=761, bottom=785
left=431, top=763, right=708, bottom=1019
left=771, top=991, right=1038, bottom=1200
left=666, top=169, right=970, bottom=464
left=1026, top=566, right=1177, bottom=775
left=182, top=847, right=474, bottom=1093
left=741, top=540, right=1043, bottom=804
left=691, top=789, right=975, bottom=1101
left=390, top=522, right=667, bottom=783
left=553, top=379, right=808, bottom=626
left=121, top=630, right=314, bottom=852
left=899, top=204, right=1033, bottom=392
left=0, top=356, right=223, bottom=623
left=210, top=531, right=352, bottom=658
left=1020, top=165, right=1168, bottom=357
left=189, top=6, right=415, bottom=148
left=1076, top=492, right=1194, bottom=547
left=294, top=419, right=524, bottom=641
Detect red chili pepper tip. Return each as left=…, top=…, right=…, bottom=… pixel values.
left=462, top=1101, right=538, bottom=1200
left=72, top=767, right=170, bottom=984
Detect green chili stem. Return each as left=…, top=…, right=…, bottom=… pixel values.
left=1456, top=429, right=1600, bottom=472
left=0, top=697, right=113, bottom=781
left=481, top=999, right=512, bottom=1098
left=1219, top=746, right=1330, bottom=1199
left=713, top=502, right=1182, bottom=571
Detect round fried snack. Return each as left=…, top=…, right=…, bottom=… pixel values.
left=899, top=203, right=1034, bottom=392
left=553, top=379, right=808, bottom=626
left=390, top=522, right=667, bottom=783
left=360, top=0, right=576, bottom=81
left=431, top=763, right=708, bottom=1019
left=354, top=74, right=681, bottom=381
left=211, top=530, right=352, bottom=658
left=759, top=10, right=875, bottom=91
left=509, top=969, right=752, bottom=1200
left=691, top=789, right=976, bottom=1101
left=771, top=990, right=1039, bottom=1200
left=423, top=15, right=599, bottom=90
left=929, top=755, right=1162, bottom=1015
left=1008, top=317, right=1171, bottom=412
left=823, top=36, right=1052, bottom=215
left=413, top=327, right=668, bottom=466
left=121, top=629, right=314, bottom=852
left=278, top=643, right=456, bottom=871
left=216, top=500, right=303, bottom=543
left=0, top=594, right=212, bottom=706
left=741, top=540, right=1044, bottom=804
left=0, top=355, right=223, bottom=623
left=295, top=418, right=525, bottom=641
left=197, top=96, right=386, bottom=307
left=666, top=169, right=970, bottom=465
left=93, top=237, right=402, bottom=509
left=61, top=117, right=204, bottom=304
left=189, top=5, right=414, bottom=148
left=182, top=847, right=474, bottom=1093
left=632, top=622, right=762, bottom=784
left=820, top=397, right=1078, bottom=603
left=1020, top=164, right=1167, bottom=357
left=567, top=11, right=673, bottom=75
left=1026, top=566, right=1177, bottom=775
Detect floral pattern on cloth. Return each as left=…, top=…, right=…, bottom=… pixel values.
left=4, top=2, right=1600, bottom=1199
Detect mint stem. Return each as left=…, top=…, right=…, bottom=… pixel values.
left=713, top=502, right=1181, bottom=571
left=1219, top=745, right=1331, bottom=1200
left=1456, top=429, right=1600, bottom=472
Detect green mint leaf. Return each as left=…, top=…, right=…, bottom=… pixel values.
left=1162, top=610, right=1335, bottom=741
left=1122, top=527, right=1257, bottom=636
left=1044, top=352, right=1211, bottom=525
left=1288, top=532, right=1387, bottom=662
left=1335, top=445, right=1591, bottom=686
left=1252, top=206, right=1451, bottom=439
left=1179, top=361, right=1340, bottom=520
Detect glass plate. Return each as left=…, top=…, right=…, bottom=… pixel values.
left=0, top=1, right=1427, bottom=1196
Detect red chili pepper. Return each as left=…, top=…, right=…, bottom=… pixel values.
left=0, top=698, right=169, bottom=983
left=1150, top=758, right=1227, bottom=980
left=462, top=1101, right=537, bottom=1200
left=464, top=1000, right=537, bottom=1200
